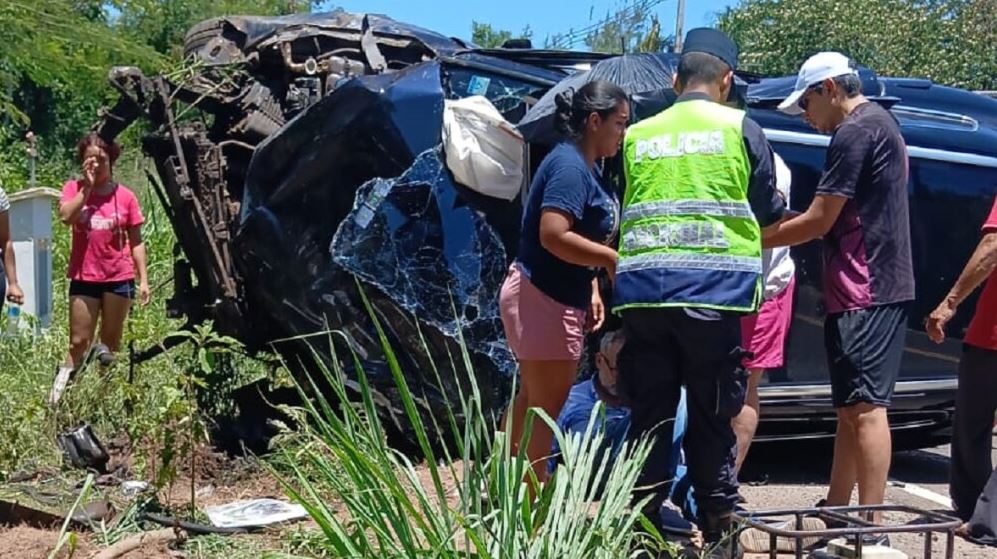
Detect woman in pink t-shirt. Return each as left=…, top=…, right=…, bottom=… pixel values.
left=49, top=133, right=150, bottom=405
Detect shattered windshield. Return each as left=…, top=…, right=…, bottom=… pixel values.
left=444, top=67, right=546, bottom=115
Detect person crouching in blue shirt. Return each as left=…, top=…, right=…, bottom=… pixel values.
left=549, top=329, right=631, bottom=479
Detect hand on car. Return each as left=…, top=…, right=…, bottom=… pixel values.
left=926, top=299, right=956, bottom=344
left=6, top=283, right=24, bottom=305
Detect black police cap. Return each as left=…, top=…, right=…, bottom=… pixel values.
left=683, top=27, right=738, bottom=71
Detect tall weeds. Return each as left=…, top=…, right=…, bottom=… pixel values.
left=273, top=290, right=659, bottom=558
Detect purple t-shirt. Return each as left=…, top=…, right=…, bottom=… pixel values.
left=816, top=102, right=915, bottom=314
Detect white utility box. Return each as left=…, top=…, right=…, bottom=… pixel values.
left=8, top=187, right=60, bottom=333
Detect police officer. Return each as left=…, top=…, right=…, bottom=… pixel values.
left=614, top=28, right=785, bottom=557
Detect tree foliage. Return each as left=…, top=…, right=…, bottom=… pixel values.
left=718, top=0, right=997, bottom=90
left=0, top=1, right=322, bottom=189
left=0, top=0, right=166, bottom=188
left=471, top=21, right=533, bottom=49
left=584, top=0, right=670, bottom=53
left=110, top=0, right=318, bottom=57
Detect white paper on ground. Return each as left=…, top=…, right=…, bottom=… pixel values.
left=204, top=498, right=308, bottom=528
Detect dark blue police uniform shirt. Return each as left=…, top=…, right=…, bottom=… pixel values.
left=517, top=141, right=619, bottom=310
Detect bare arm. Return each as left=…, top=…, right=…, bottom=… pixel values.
left=128, top=226, right=151, bottom=306
left=589, top=276, right=605, bottom=331
left=539, top=209, right=617, bottom=279
left=762, top=195, right=847, bottom=249
left=0, top=211, right=22, bottom=303
left=926, top=230, right=997, bottom=343
left=59, top=184, right=91, bottom=225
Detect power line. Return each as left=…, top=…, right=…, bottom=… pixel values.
left=550, top=0, right=660, bottom=49
left=548, top=0, right=668, bottom=50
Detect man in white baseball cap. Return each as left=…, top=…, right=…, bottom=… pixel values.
left=764, top=51, right=915, bottom=546
left=776, top=51, right=858, bottom=118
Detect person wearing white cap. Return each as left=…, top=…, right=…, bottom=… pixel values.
left=764, top=52, right=914, bottom=539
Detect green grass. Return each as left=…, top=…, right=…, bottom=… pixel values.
left=262, top=291, right=670, bottom=559
left=0, top=153, right=263, bottom=479
left=178, top=528, right=336, bottom=559
left=0, top=156, right=183, bottom=477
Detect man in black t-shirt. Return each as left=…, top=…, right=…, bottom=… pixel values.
left=763, top=52, right=914, bottom=536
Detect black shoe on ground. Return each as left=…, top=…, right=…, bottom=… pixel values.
left=700, top=512, right=743, bottom=559
left=93, top=343, right=115, bottom=367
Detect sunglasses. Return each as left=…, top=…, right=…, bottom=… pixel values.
left=798, top=83, right=824, bottom=112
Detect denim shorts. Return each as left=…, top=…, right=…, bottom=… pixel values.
left=69, top=279, right=136, bottom=300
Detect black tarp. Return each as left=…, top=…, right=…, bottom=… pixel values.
left=518, top=53, right=681, bottom=144
left=517, top=52, right=756, bottom=145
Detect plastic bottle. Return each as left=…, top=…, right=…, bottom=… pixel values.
left=5, top=305, right=20, bottom=335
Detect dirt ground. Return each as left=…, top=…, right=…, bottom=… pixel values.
left=0, top=525, right=183, bottom=559
left=7, top=437, right=995, bottom=559
left=0, top=526, right=95, bottom=559
left=156, top=450, right=285, bottom=511
left=0, top=444, right=290, bottom=559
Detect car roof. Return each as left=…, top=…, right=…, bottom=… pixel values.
left=746, top=69, right=997, bottom=161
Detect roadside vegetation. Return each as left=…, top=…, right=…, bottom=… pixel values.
left=1, top=1, right=994, bottom=557
left=0, top=171, right=670, bottom=555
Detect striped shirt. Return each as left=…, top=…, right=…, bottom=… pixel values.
left=0, top=186, right=9, bottom=213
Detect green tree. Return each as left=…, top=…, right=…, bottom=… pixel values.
left=0, top=0, right=165, bottom=187
left=717, top=0, right=997, bottom=90
left=471, top=21, right=533, bottom=48
left=110, top=0, right=318, bottom=56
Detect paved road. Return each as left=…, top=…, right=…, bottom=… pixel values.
left=735, top=435, right=996, bottom=558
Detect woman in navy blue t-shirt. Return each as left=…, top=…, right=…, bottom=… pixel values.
left=499, top=79, right=628, bottom=485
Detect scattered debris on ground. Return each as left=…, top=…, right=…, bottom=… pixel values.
left=0, top=439, right=301, bottom=558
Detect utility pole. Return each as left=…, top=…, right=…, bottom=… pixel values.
left=674, top=0, right=686, bottom=52
left=25, top=132, right=36, bottom=188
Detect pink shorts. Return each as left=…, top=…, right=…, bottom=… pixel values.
left=740, top=277, right=796, bottom=370
left=499, top=263, right=586, bottom=361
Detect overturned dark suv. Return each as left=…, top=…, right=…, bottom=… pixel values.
left=96, top=10, right=997, bottom=449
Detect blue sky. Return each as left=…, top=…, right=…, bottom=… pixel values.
left=321, top=0, right=737, bottom=48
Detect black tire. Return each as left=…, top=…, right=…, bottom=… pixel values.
left=183, top=17, right=232, bottom=59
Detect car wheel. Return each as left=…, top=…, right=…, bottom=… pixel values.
left=183, top=17, right=244, bottom=62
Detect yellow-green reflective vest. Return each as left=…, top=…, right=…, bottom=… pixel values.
left=612, top=99, right=763, bottom=313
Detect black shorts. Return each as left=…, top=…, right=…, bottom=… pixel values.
left=69, top=279, right=136, bottom=300
left=824, top=303, right=908, bottom=408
